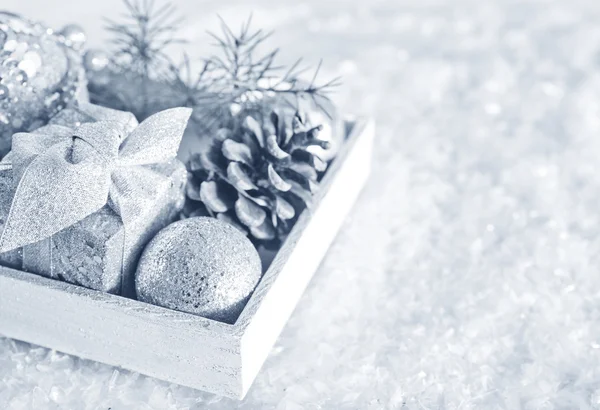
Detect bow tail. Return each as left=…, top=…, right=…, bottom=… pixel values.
left=108, top=166, right=173, bottom=295
left=0, top=142, right=111, bottom=252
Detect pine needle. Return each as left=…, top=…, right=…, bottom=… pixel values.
left=181, top=15, right=341, bottom=132
left=104, top=0, right=184, bottom=78
left=98, top=0, right=340, bottom=127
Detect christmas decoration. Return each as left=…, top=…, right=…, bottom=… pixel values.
left=85, top=0, right=185, bottom=121
left=184, top=109, right=332, bottom=246
left=80, top=1, right=342, bottom=248
left=58, top=24, right=86, bottom=51
left=173, top=17, right=343, bottom=246
left=0, top=1, right=345, bottom=329
left=136, top=217, right=262, bottom=323
left=0, top=103, right=191, bottom=295
left=0, top=4, right=370, bottom=398
left=83, top=49, right=110, bottom=73
left=0, top=11, right=87, bottom=158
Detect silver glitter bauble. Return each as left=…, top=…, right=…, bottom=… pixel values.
left=58, top=24, right=86, bottom=51
left=83, top=49, right=109, bottom=73
left=0, top=12, right=86, bottom=157
left=135, top=217, right=262, bottom=323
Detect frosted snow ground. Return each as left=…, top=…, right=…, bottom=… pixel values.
left=3, top=0, right=600, bottom=408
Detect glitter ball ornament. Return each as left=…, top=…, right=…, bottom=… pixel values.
left=58, top=24, right=86, bottom=51
left=135, top=217, right=262, bottom=323
left=0, top=12, right=86, bottom=157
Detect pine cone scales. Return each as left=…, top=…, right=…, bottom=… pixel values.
left=185, top=110, right=329, bottom=244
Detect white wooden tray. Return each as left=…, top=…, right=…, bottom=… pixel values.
left=0, top=118, right=374, bottom=399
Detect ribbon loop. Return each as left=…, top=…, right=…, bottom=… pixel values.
left=0, top=141, right=111, bottom=251
left=11, top=126, right=74, bottom=184
left=72, top=121, right=122, bottom=164
left=118, top=108, right=191, bottom=166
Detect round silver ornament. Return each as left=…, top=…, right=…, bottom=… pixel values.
left=83, top=49, right=109, bottom=72
left=0, top=12, right=86, bottom=157
left=58, top=24, right=86, bottom=51
left=135, top=217, right=262, bottom=323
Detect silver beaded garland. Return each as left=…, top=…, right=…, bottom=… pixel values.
left=0, top=12, right=86, bottom=157
left=135, top=217, right=263, bottom=323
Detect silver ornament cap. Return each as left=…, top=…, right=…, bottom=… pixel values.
left=83, top=49, right=109, bottom=72
left=135, top=217, right=262, bottom=323
left=59, top=24, right=86, bottom=50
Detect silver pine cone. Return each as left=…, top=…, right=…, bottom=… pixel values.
left=184, top=110, right=330, bottom=246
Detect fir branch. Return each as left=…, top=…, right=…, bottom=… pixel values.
left=158, top=54, right=228, bottom=129
left=99, top=1, right=340, bottom=128
left=160, top=54, right=210, bottom=106
left=187, top=15, right=341, bottom=131
left=103, top=0, right=186, bottom=118
left=105, top=0, right=184, bottom=77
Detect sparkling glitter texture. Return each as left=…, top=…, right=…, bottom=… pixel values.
left=136, top=217, right=262, bottom=323
left=0, top=12, right=86, bottom=158
left=0, top=167, right=20, bottom=269
left=39, top=160, right=187, bottom=295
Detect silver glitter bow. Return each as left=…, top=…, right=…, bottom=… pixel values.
left=0, top=106, right=192, bottom=252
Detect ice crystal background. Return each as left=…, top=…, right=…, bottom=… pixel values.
left=3, top=0, right=600, bottom=408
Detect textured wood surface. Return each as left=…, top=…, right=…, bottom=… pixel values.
left=0, top=266, right=241, bottom=396
left=0, top=118, right=374, bottom=399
